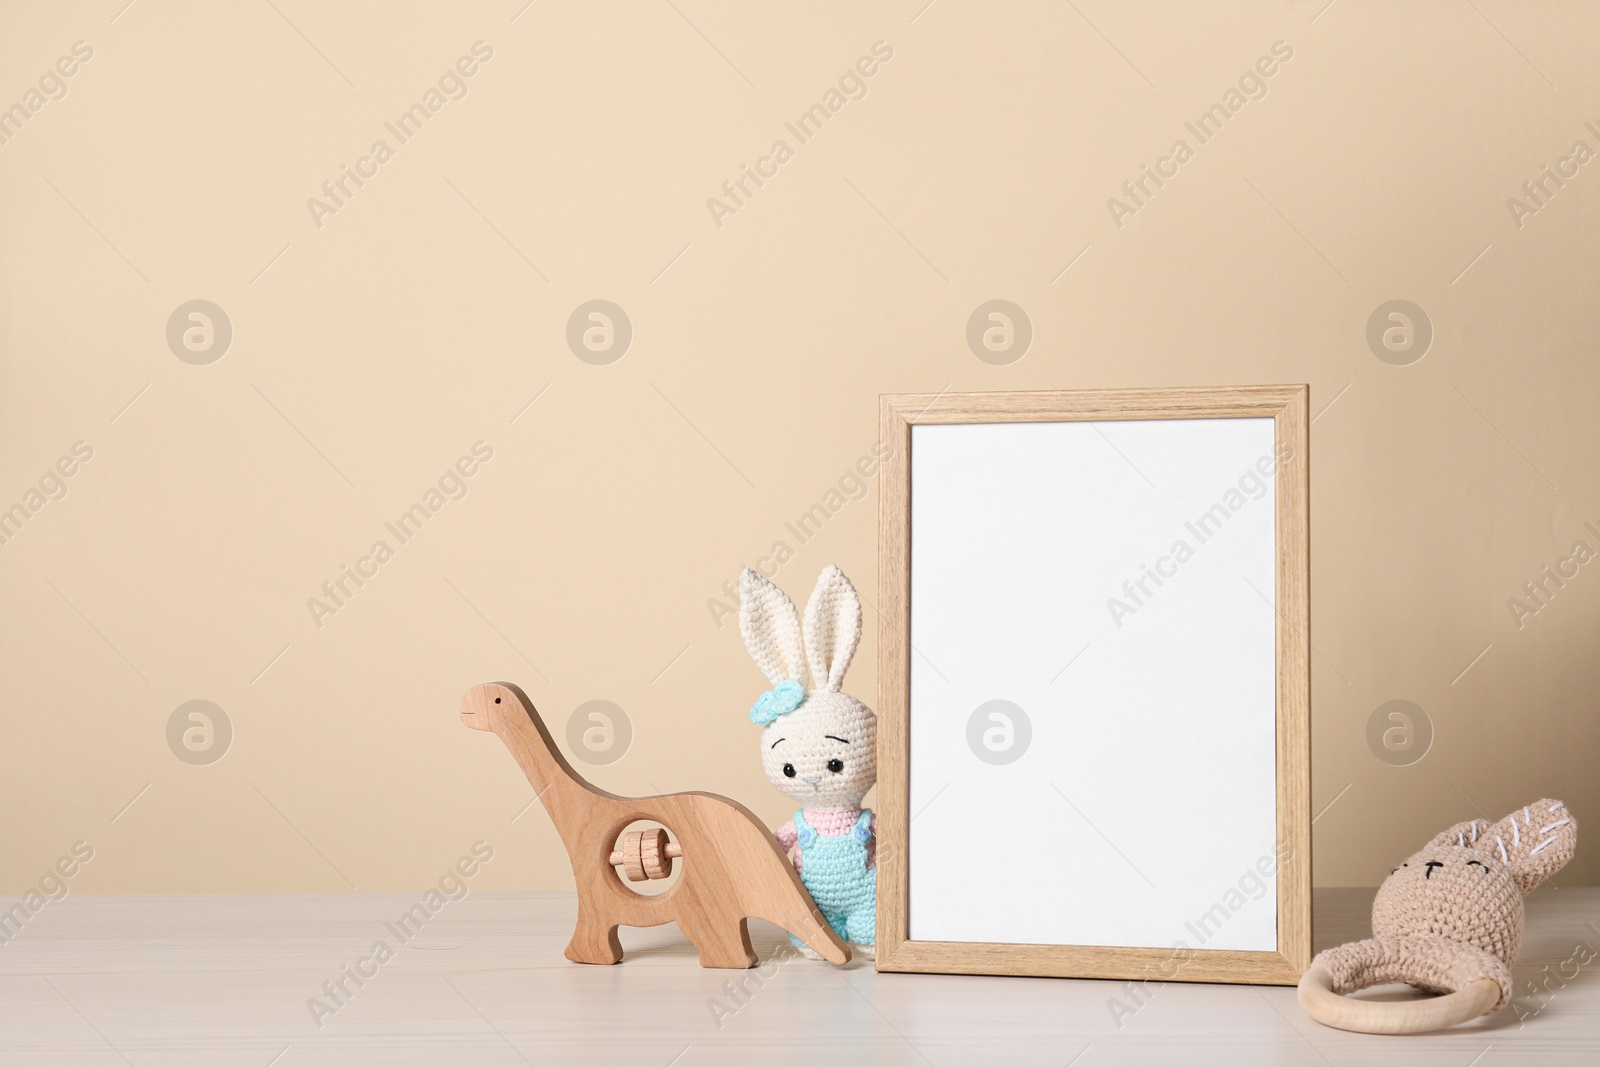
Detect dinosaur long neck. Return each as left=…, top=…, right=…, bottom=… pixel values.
left=496, top=702, right=596, bottom=808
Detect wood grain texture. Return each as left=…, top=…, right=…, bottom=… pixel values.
left=460, top=682, right=849, bottom=968
left=876, top=391, right=915, bottom=973
left=876, top=386, right=1312, bottom=984
left=1298, top=964, right=1501, bottom=1034
left=1275, top=385, right=1313, bottom=978
left=881, top=385, right=1304, bottom=424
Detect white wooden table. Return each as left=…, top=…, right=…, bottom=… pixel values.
left=1, top=888, right=1595, bottom=1065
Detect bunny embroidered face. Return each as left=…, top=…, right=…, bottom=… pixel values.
left=740, top=565, right=877, bottom=811
left=760, top=693, right=877, bottom=807
left=1372, top=840, right=1524, bottom=964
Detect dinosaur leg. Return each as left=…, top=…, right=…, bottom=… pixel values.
left=678, top=913, right=758, bottom=969
left=788, top=911, right=845, bottom=959
left=783, top=906, right=850, bottom=965
left=564, top=899, right=624, bottom=965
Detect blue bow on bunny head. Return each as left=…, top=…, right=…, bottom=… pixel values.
left=749, top=679, right=805, bottom=725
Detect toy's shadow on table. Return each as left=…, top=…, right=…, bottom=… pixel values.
left=614, top=919, right=873, bottom=968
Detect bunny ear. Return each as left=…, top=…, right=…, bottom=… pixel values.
left=739, top=569, right=807, bottom=687
left=1426, top=819, right=1491, bottom=850
left=1485, top=798, right=1577, bottom=894
left=803, top=565, right=861, bottom=693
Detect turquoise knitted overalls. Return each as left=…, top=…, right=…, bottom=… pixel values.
left=791, top=808, right=876, bottom=947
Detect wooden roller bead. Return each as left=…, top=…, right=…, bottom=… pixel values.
left=609, top=829, right=684, bottom=881
left=619, top=832, right=646, bottom=882
left=640, top=828, right=670, bottom=880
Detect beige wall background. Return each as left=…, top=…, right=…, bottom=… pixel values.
left=2, top=0, right=1596, bottom=896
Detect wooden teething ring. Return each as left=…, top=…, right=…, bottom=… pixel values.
left=609, top=828, right=683, bottom=882
left=1296, top=964, right=1501, bottom=1034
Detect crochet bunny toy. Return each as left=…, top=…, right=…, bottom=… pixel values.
left=739, top=565, right=877, bottom=960
left=1299, top=797, right=1577, bottom=1034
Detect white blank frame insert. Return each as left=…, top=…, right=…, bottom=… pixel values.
left=875, top=387, right=1310, bottom=985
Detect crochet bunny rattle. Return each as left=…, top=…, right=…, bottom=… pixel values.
left=739, top=565, right=878, bottom=959
left=1299, top=797, right=1577, bottom=1034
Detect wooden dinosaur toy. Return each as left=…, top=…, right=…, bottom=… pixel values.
left=459, top=681, right=851, bottom=968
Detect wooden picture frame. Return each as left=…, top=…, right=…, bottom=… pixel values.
left=875, top=386, right=1310, bottom=984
